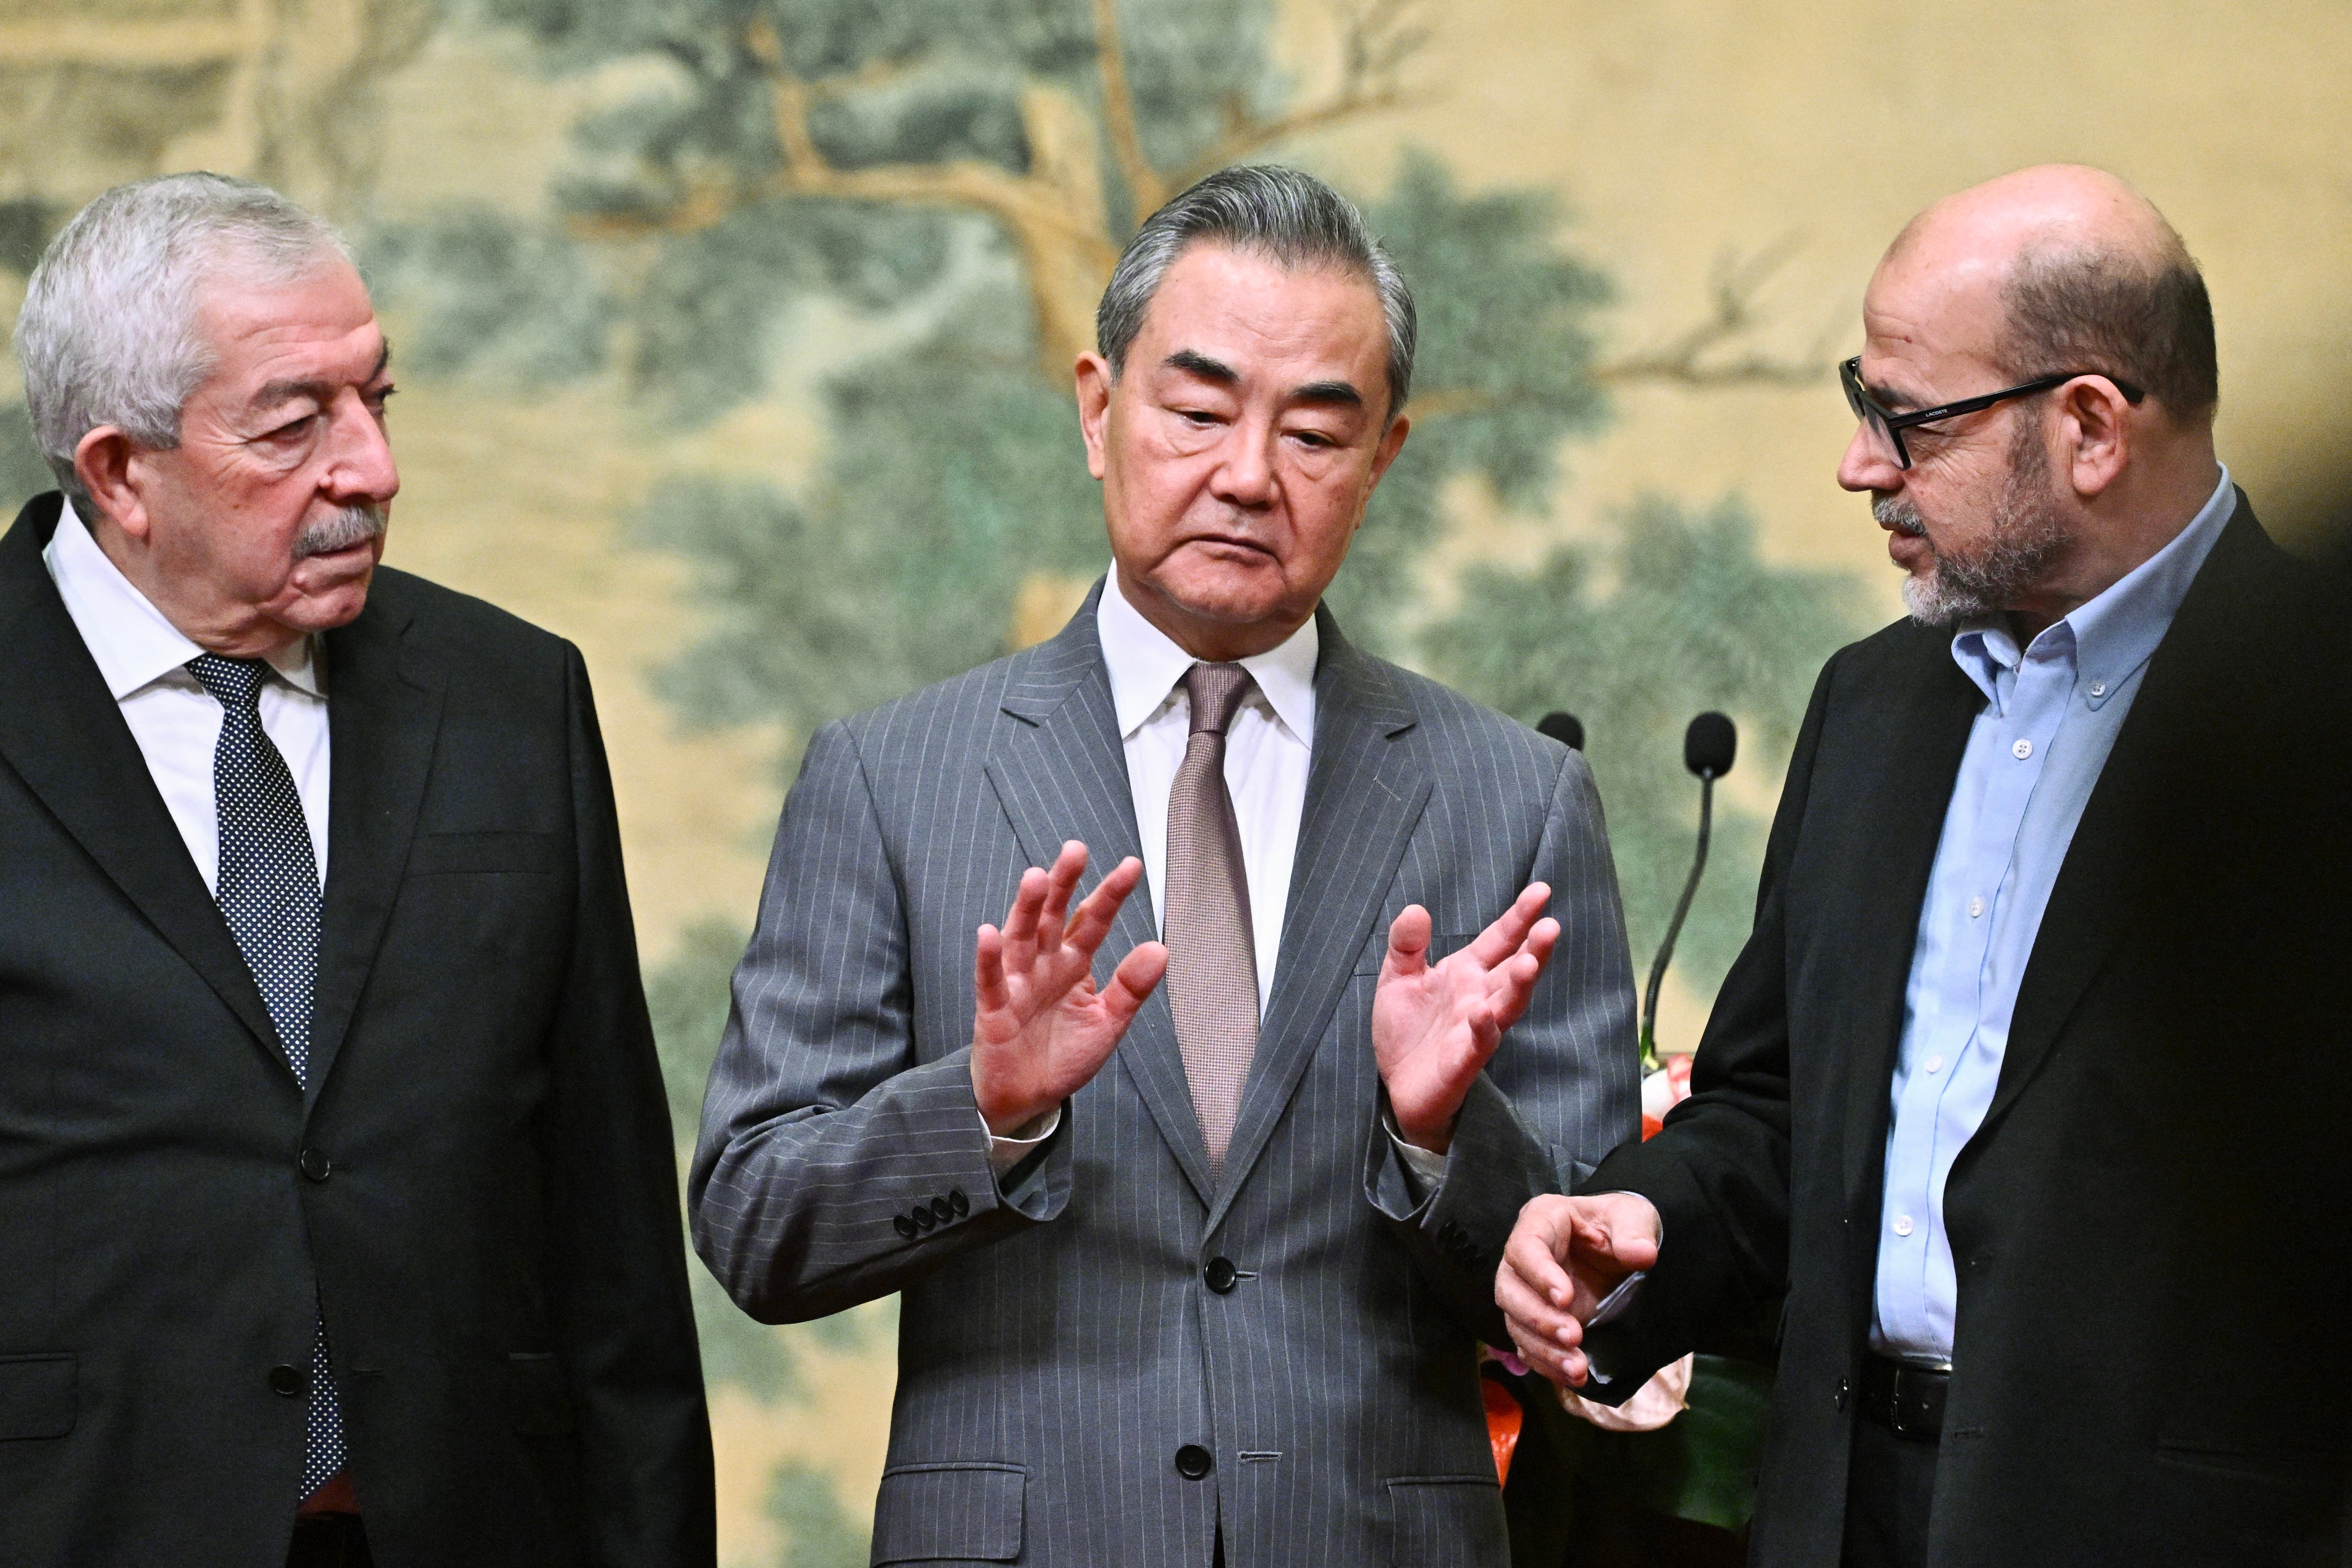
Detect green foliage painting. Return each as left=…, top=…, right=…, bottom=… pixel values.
left=374, top=0, right=1861, bottom=970
left=0, top=0, right=1872, bottom=1545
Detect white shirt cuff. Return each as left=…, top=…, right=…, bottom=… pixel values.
left=982, top=1106, right=1061, bottom=1175
left=1387, top=1120, right=1450, bottom=1202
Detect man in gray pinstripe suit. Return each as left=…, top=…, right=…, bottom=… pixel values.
left=692, top=166, right=1639, bottom=1568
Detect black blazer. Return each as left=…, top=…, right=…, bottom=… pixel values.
left=0, top=495, right=714, bottom=1565
left=1583, top=496, right=2352, bottom=1568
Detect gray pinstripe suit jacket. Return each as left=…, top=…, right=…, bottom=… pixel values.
left=691, top=585, right=1638, bottom=1568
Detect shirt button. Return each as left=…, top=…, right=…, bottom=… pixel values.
left=2012, top=738, right=2033, bottom=760
left=1892, top=1214, right=1915, bottom=1237
left=1966, top=896, right=1985, bottom=919
left=1925, top=1055, right=1943, bottom=1074
left=2088, top=680, right=2107, bottom=698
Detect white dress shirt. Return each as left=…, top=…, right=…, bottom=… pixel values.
left=1097, top=561, right=1317, bottom=1009
left=40, top=499, right=331, bottom=890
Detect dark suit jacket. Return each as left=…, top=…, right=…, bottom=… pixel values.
left=0, top=494, right=714, bottom=1566
left=692, top=586, right=1640, bottom=1567
left=1582, top=495, right=2352, bottom=1568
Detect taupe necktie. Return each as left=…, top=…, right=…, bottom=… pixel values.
left=1165, top=662, right=1261, bottom=1178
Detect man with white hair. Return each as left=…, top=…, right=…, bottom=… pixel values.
left=0, top=174, right=713, bottom=1566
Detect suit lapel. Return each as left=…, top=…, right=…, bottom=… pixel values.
left=0, top=497, right=289, bottom=1067
left=1837, top=633, right=1983, bottom=1220
left=983, top=585, right=1218, bottom=1203
left=305, top=591, right=444, bottom=1104
left=1208, top=612, right=1429, bottom=1231
left=1980, top=502, right=2274, bottom=1133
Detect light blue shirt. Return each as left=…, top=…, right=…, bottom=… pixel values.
left=1872, top=467, right=2235, bottom=1362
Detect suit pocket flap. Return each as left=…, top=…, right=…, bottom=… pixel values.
left=407, top=831, right=561, bottom=876
left=1386, top=1474, right=1505, bottom=1566
left=871, top=1462, right=1025, bottom=1562
left=506, top=1352, right=575, bottom=1437
left=0, top=1354, right=76, bottom=1441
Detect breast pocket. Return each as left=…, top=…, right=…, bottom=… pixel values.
left=1386, top=1474, right=1506, bottom=1567
left=405, top=831, right=562, bottom=877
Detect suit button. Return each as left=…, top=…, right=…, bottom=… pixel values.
left=1835, top=1378, right=1851, bottom=1412
left=948, top=1188, right=970, bottom=1217
left=269, top=1365, right=304, bottom=1397
left=893, top=1214, right=918, bottom=1239
left=911, top=1207, right=935, bottom=1232
left=1175, top=1444, right=1213, bottom=1479
left=1204, top=1257, right=1238, bottom=1294
left=298, top=1148, right=332, bottom=1183
left=930, top=1196, right=954, bottom=1225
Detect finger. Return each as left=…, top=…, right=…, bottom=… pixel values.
left=1496, top=1244, right=1586, bottom=1354
left=1506, top=1319, right=1581, bottom=1388
left=1502, top=1198, right=1580, bottom=1311
left=1382, top=904, right=1433, bottom=981
left=1035, top=841, right=1089, bottom=958
left=1097, top=940, right=1169, bottom=1028
left=1066, top=856, right=1144, bottom=956
left=1574, top=1204, right=1661, bottom=1276
left=1000, top=865, right=1050, bottom=968
left=973, top=924, right=1010, bottom=1018
left=1484, top=924, right=1556, bottom=1030
left=1465, top=883, right=1551, bottom=970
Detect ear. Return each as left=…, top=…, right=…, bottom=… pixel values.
left=73, top=426, right=160, bottom=543
left=1075, top=352, right=1115, bottom=481
left=2056, top=376, right=2133, bottom=501
left=1365, top=413, right=1411, bottom=495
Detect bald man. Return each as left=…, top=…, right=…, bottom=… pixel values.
left=1498, top=166, right=2352, bottom=1567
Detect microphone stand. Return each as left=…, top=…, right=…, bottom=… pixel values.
left=1639, top=769, right=1714, bottom=1071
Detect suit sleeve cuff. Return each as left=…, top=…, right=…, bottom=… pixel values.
left=980, top=1106, right=1062, bottom=1175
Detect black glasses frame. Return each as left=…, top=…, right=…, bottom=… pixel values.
left=1840, top=356, right=2145, bottom=470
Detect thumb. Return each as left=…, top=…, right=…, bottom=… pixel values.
left=1382, top=904, right=1433, bottom=981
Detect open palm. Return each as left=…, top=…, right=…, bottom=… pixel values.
left=971, top=841, right=1169, bottom=1136
left=1372, top=885, right=1559, bottom=1153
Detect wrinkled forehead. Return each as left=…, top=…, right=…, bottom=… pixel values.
left=1860, top=237, right=2011, bottom=388
left=190, top=258, right=384, bottom=383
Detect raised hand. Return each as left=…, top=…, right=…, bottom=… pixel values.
left=1494, top=1192, right=1662, bottom=1387
left=1371, top=884, right=1560, bottom=1153
left=971, top=841, right=1169, bottom=1136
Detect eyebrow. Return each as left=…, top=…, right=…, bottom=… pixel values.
left=1162, top=350, right=1365, bottom=411
left=1164, top=348, right=1238, bottom=385
left=251, top=339, right=394, bottom=411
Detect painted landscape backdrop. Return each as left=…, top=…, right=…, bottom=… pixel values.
left=4, top=0, right=2347, bottom=1558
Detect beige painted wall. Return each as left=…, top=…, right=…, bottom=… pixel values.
left=10, top=2, right=2348, bottom=1558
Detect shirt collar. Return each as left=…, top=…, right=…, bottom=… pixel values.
left=1096, top=564, right=1319, bottom=746
left=41, top=498, right=324, bottom=699
left=1950, top=464, right=2234, bottom=711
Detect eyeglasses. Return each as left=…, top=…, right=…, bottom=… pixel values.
left=1840, top=356, right=2145, bottom=470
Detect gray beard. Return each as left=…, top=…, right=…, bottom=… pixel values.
left=295, top=502, right=388, bottom=559
left=1878, top=425, right=2071, bottom=626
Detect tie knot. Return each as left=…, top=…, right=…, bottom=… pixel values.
left=1183, top=662, right=1255, bottom=738
left=188, top=653, right=270, bottom=715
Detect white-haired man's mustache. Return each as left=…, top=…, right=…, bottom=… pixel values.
left=1872, top=497, right=1927, bottom=538
left=294, top=503, right=388, bottom=559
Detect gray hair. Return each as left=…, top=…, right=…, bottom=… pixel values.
left=1097, top=165, right=1417, bottom=420
left=1996, top=231, right=2218, bottom=424
left=14, top=172, right=353, bottom=508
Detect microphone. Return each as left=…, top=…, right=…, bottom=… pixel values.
left=1641, top=712, right=1738, bottom=1063
left=1536, top=711, right=1584, bottom=750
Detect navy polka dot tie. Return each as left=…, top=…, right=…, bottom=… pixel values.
left=188, top=654, right=346, bottom=1503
